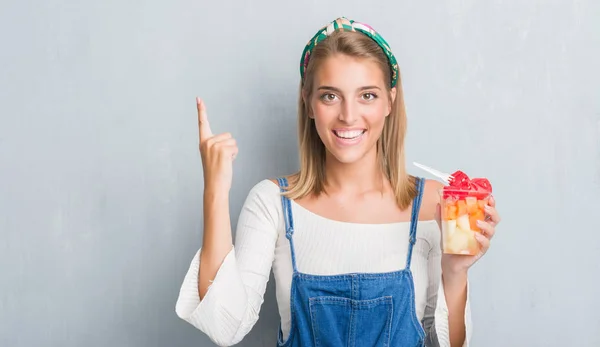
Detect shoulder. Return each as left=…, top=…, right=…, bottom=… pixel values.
left=419, top=178, right=444, bottom=220
left=237, top=179, right=285, bottom=228
left=247, top=178, right=281, bottom=201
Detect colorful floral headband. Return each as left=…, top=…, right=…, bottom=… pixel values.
left=300, top=17, right=399, bottom=87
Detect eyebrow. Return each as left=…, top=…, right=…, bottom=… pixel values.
left=317, top=85, right=382, bottom=92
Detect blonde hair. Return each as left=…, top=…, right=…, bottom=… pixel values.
left=284, top=30, right=417, bottom=210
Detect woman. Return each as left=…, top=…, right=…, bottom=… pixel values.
left=176, top=17, right=501, bottom=347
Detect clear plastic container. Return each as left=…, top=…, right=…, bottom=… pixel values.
left=439, top=188, right=490, bottom=255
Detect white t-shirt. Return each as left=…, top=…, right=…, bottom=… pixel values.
left=175, top=179, right=472, bottom=346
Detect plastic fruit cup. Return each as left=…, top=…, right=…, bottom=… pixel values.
left=439, top=188, right=490, bottom=255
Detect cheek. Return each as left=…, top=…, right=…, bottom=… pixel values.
left=312, top=102, right=339, bottom=125
left=313, top=116, right=331, bottom=139
left=364, top=106, right=388, bottom=128
left=312, top=101, right=335, bottom=117
left=310, top=104, right=329, bottom=138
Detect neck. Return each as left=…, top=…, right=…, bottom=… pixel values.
left=323, top=148, right=385, bottom=194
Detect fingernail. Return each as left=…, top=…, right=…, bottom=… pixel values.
left=476, top=220, right=485, bottom=226
left=484, top=205, right=491, bottom=211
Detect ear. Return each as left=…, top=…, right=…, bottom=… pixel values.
left=387, top=87, right=397, bottom=115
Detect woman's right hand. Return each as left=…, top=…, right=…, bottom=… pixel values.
left=197, top=97, right=238, bottom=194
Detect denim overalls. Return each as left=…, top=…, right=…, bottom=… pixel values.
left=275, top=177, right=426, bottom=347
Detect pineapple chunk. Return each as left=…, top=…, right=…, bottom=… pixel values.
left=443, top=220, right=457, bottom=237
left=447, top=229, right=470, bottom=253
left=467, top=231, right=480, bottom=254
left=456, top=214, right=470, bottom=231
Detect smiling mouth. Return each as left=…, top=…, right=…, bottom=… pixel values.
left=333, top=129, right=366, bottom=139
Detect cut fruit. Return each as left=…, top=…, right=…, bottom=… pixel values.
left=457, top=200, right=467, bottom=216
left=445, top=228, right=470, bottom=253
left=443, top=220, right=457, bottom=238
left=469, top=209, right=485, bottom=231
left=445, top=197, right=457, bottom=205
left=445, top=205, right=457, bottom=220
left=465, top=197, right=478, bottom=213
left=437, top=169, right=492, bottom=255
left=441, top=216, right=482, bottom=255
left=456, top=214, right=470, bottom=231
left=466, top=231, right=480, bottom=254
left=469, top=216, right=480, bottom=231
left=443, top=227, right=481, bottom=255
left=449, top=170, right=471, bottom=189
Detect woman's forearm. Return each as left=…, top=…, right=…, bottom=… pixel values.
left=198, top=189, right=234, bottom=299
left=443, top=270, right=468, bottom=346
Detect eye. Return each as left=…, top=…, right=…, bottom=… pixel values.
left=362, top=92, right=378, bottom=101
left=320, top=93, right=338, bottom=102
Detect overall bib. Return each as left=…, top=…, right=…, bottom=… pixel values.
left=276, top=177, right=426, bottom=347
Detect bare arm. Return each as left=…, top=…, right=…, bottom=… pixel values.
left=194, top=97, right=239, bottom=299
left=198, top=190, right=234, bottom=299
left=175, top=179, right=280, bottom=346
left=443, top=271, right=468, bottom=346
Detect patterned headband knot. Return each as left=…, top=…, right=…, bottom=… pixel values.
left=300, top=17, right=399, bottom=88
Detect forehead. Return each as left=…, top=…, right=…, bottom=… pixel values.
left=313, top=54, right=386, bottom=89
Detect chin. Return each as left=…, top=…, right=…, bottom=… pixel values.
left=325, top=141, right=376, bottom=165
left=327, top=149, right=367, bottom=164
left=320, top=128, right=380, bottom=165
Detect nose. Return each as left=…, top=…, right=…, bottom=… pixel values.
left=338, top=99, right=358, bottom=124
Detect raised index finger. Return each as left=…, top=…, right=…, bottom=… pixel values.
left=197, top=97, right=213, bottom=141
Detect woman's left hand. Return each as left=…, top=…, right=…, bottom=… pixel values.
left=438, top=195, right=501, bottom=276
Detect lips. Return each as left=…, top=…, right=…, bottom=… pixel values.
left=331, top=128, right=367, bottom=147
left=333, top=129, right=366, bottom=139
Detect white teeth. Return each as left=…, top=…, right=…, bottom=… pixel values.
left=335, top=130, right=364, bottom=139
